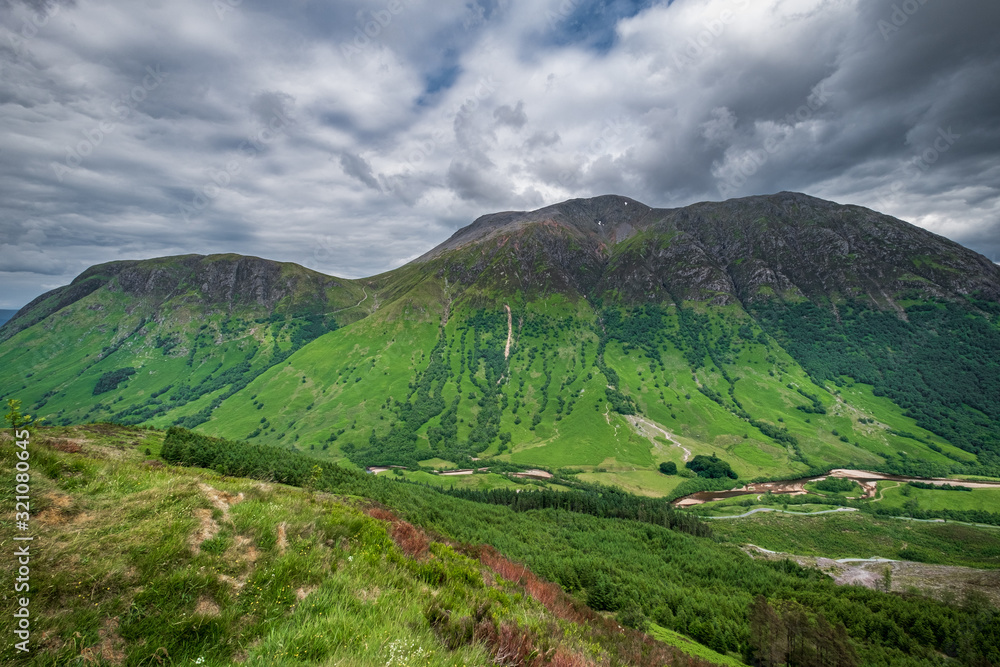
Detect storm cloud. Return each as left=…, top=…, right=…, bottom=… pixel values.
left=1, top=0, right=998, bottom=307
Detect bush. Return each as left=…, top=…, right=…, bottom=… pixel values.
left=685, top=454, right=737, bottom=479
left=813, top=477, right=860, bottom=493
left=93, top=368, right=137, bottom=395
left=659, top=461, right=677, bottom=475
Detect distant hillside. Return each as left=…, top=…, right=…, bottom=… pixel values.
left=0, top=309, right=15, bottom=327
left=1, top=193, right=999, bottom=495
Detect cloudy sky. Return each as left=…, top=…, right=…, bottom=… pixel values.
left=1, top=0, right=998, bottom=308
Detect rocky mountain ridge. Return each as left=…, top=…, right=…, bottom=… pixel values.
left=420, top=191, right=1000, bottom=307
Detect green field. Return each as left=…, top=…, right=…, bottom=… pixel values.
left=876, top=483, right=1000, bottom=513
left=710, top=510, right=1000, bottom=569
left=7, top=272, right=995, bottom=500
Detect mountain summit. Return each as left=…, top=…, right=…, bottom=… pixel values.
left=417, top=192, right=1000, bottom=306
left=2, top=192, right=999, bottom=488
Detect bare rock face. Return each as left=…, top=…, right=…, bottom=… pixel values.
left=420, top=192, right=1000, bottom=308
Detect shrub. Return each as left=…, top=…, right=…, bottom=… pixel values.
left=659, top=461, right=677, bottom=475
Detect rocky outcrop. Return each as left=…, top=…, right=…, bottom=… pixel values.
left=420, top=192, right=1000, bottom=308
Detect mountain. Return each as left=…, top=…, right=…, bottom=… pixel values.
left=2, top=192, right=1000, bottom=494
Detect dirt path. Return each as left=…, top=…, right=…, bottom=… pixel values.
left=331, top=286, right=369, bottom=314
left=627, top=415, right=691, bottom=461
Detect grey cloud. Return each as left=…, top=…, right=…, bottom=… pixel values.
left=524, top=130, right=560, bottom=149
left=339, top=151, right=381, bottom=192
left=701, top=107, right=736, bottom=146
left=446, top=159, right=510, bottom=206
left=0, top=246, right=67, bottom=275
left=250, top=91, right=295, bottom=127
left=1, top=0, right=999, bottom=309
left=493, top=100, right=526, bottom=128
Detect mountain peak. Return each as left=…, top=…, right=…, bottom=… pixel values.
left=415, top=194, right=655, bottom=262
left=413, top=192, right=1000, bottom=305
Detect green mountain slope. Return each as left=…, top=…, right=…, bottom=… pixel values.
left=2, top=193, right=999, bottom=492
left=0, top=254, right=368, bottom=429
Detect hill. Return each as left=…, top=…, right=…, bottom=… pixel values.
left=0, top=424, right=733, bottom=666
left=3, top=423, right=997, bottom=665
left=2, top=193, right=1000, bottom=496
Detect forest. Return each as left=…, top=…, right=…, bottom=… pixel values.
left=754, top=299, right=1000, bottom=473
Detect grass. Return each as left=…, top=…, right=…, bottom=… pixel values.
left=876, top=483, right=1000, bottom=512
left=575, top=469, right=687, bottom=497
left=804, top=479, right=864, bottom=499
left=0, top=425, right=638, bottom=666
left=709, top=510, right=1000, bottom=569
left=3, top=291, right=989, bottom=499
left=2, top=423, right=741, bottom=667
left=648, top=623, right=748, bottom=667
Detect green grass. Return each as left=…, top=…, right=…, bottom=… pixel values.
left=575, top=469, right=688, bottom=497
left=877, top=483, right=1000, bottom=513
left=3, top=424, right=672, bottom=667
left=418, top=457, right=457, bottom=469
left=804, top=479, right=865, bottom=498
left=648, top=623, right=748, bottom=667
left=16, top=422, right=1000, bottom=666
left=710, top=510, right=1000, bottom=569
left=397, top=469, right=525, bottom=491
left=3, top=281, right=990, bottom=499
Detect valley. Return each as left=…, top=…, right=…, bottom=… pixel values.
left=2, top=192, right=1000, bottom=665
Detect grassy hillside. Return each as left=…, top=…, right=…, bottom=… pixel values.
left=88, top=426, right=1000, bottom=663
left=0, top=424, right=722, bottom=666
left=196, top=297, right=981, bottom=495
left=709, top=510, right=1000, bottom=570
left=3, top=290, right=990, bottom=498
